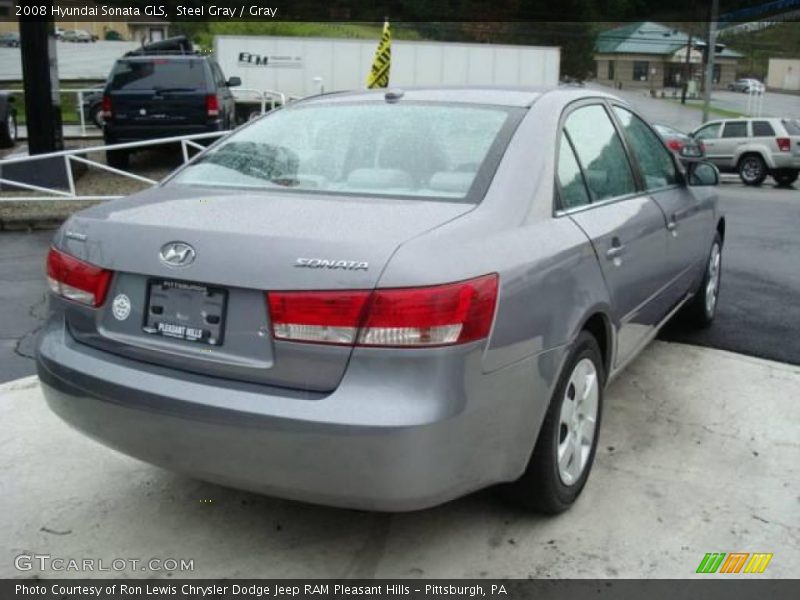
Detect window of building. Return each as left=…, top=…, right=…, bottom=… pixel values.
left=563, top=105, right=637, bottom=202
left=752, top=121, right=776, bottom=137
left=633, top=61, right=649, bottom=81
left=608, top=60, right=615, bottom=80
left=722, top=121, right=748, bottom=138
left=713, top=64, right=721, bottom=84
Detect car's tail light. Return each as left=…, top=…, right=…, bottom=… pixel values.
left=101, top=94, right=112, bottom=119
left=267, top=274, right=498, bottom=347
left=46, top=246, right=112, bottom=307
left=205, top=94, right=219, bottom=117
left=777, top=137, right=791, bottom=152
left=666, top=139, right=682, bottom=152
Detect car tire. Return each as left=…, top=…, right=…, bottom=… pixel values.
left=106, top=149, right=129, bottom=169
left=684, top=233, right=722, bottom=329
left=89, top=103, right=104, bottom=129
left=503, top=330, right=604, bottom=514
left=773, top=169, right=799, bottom=187
left=738, top=154, right=767, bottom=186
left=0, top=107, right=17, bottom=148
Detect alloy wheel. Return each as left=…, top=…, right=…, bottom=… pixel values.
left=705, top=243, right=721, bottom=317
left=557, top=357, right=599, bottom=486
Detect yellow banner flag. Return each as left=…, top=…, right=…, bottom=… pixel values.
left=366, top=20, right=391, bottom=89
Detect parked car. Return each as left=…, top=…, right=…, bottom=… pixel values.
left=653, top=123, right=704, bottom=156
left=80, top=90, right=105, bottom=128
left=37, top=87, right=724, bottom=513
left=55, top=27, right=64, bottom=40
left=101, top=37, right=240, bottom=168
left=0, top=92, right=17, bottom=148
left=62, top=29, right=94, bottom=43
left=727, top=78, right=765, bottom=94
left=691, top=117, right=800, bottom=186
left=0, top=32, right=20, bottom=47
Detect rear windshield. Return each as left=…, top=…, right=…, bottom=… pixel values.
left=171, top=102, right=518, bottom=202
left=783, top=119, right=800, bottom=135
left=110, top=59, right=206, bottom=91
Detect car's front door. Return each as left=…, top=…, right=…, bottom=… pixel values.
left=557, top=103, right=672, bottom=369
left=611, top=105, right=712, bottom=302
left=693, top=121, right=724, bottom=167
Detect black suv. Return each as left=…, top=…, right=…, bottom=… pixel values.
left=102, top=37, right=241, bottom=168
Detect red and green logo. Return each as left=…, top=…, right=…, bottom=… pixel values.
left=696, top=553, right=773, bottom=574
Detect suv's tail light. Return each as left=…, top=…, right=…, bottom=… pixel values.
left=101, top=94, right=112, bottom=119
left=777, top=137, right=791, bottom=152
left=267, top=274, right=498, bottom=347
left=205, top=94, right=219, bottom=117
left=46, top=247, right=112, bottom=307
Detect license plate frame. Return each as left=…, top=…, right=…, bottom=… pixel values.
left=143, top=279, right=228, bottom=346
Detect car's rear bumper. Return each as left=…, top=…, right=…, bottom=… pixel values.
left=36, top=317, right=559, bottom=511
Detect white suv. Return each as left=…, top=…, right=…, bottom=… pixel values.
left=691, top=118, right=800, bottom=186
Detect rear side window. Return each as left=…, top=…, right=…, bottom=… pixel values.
left=557, top=135, right=591, bottom=210
left=613, top=106, right=678, bottom=190
left=563, top=104, right=636, bottom=202
left=722, top=121, right=748, bottom=138
left=110, top=59, right=206, bottom=91
left=752, top=121, right=776, bottom=137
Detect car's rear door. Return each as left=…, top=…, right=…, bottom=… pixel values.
left=108, top=58, right=209, bottom=128
left=611, top=105, right=711, bottom=302
left=557, top=102, right=672, bottom=368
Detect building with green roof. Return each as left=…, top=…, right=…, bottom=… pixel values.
left=595, top=22, right=742, bottom=91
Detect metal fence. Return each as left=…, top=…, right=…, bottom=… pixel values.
left=1, top=87, right=289, bottom=137
left=0, top=131, right=227, bottom=202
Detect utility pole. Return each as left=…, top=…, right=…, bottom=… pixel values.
left=681, top=30, right=693, bottom=104
left=19, top=8, right=63, bottom=154
left=702, top=0, right=720, bottom=123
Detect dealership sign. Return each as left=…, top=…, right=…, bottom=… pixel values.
left=237, top=52, right=303, bottom=68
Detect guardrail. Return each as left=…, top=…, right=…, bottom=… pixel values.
left=2, top=87, right=288, bottom=137
left=0, top=131, right=226, bottom=202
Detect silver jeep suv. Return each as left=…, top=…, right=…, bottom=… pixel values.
left=691, top=117, right=800, bottom=186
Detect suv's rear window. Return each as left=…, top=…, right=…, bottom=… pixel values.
left=171, top=102, right=518, bottom=202
left=110, top=59, right=205, bottom=91
left=783, top=120, right=800, bottom=135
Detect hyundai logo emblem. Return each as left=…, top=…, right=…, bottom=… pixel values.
left=159, top=242, right=196, bottom=267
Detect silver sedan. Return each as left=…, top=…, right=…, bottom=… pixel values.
left=37, top=87, right=724, bottom=512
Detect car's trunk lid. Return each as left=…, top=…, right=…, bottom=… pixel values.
left=58, top=185, right=475, bottom=392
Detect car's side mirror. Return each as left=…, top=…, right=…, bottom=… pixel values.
left=226, top=77, right=242, bottom=87
left=687, top=161, right=720, bottom=186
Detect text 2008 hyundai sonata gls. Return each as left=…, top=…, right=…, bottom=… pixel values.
left=37, top=87, right=724, bottom=513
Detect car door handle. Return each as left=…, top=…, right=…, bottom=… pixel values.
left=606, top=239, right=625, bottom=259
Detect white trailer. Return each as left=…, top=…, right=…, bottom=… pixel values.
left=214, top=35, right=561, bottom=101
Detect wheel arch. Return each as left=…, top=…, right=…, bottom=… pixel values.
left=737, top=149, right=772, bottom=170
left=577, top=310, right=613, bottom=379
left=716, top=217, right=726, bottom=246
